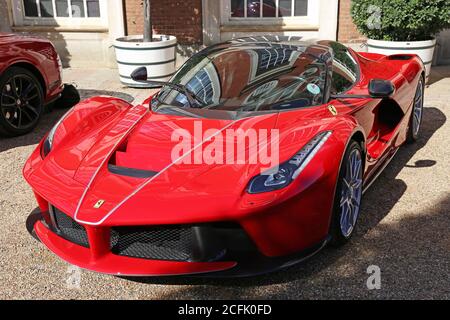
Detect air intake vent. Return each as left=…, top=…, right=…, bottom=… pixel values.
left=108, top=164, right=157, bottom=178
left=52, top=207, right=89, bottom=248
left=110, top=226, right=194, bottom=261
left=388, top=54, right=413, bottom=61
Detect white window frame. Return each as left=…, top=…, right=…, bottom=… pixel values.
left=221, top=0, right=320, bottom=26
left=11, top=0, right=108, bottom=28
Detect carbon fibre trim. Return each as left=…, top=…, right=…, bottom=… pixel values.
left=108, top=164, right=158, bottom=178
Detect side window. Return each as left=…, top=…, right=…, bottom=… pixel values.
left=330, top=44, right=358, bottom=94
left=331, top=64, right=354, bottom=94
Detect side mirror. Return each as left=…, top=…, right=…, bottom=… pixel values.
left=369, top=79, right=395, bottom=98
left=130, top=67, right=148, bottom=82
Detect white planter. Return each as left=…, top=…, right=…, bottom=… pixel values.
left=114, top=35, right=177, bottom=88
left=367, top=38, right=436, bottom=80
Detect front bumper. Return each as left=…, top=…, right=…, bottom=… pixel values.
left=28, top=209, right=237, bottom=276
left=27, top=208, right=328, bottom=277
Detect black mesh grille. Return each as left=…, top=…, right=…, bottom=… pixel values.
left=52, top=207, right=89, bottom=248
left=110, top=226, right=194, bottom=261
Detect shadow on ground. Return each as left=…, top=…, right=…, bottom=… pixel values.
left=427, top=66, right=450, bottom=86
left=0, top=89, right=135, bottom=153
left=150, top=195, right=450, bottom=299
left=122, top=106, right=447, bottom=299
left=76, top=89, right=135, bottom=103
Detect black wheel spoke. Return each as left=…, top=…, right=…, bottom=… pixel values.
left=24, top=103, right=39, bottom=117
left=24, top=93, right=38, bottom=101
left=10, top=80, right=17, bottom=98
left=2, top=90, right=16, bottom=101
left=11, top=77, right=22, bottom=97
left=16, top=108, right=22, bottom=128
left=21, top=82, right=35, bottom=99
left=20, top=107, right=34, bottom=121
left=1, top=106, right=16, bottom=115
left=1, top=101, right=16, bottom=108
left=17, top=77, right=23, bottom=96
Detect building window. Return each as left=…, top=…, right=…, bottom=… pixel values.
left=12, top=0, right=107, bottom=28
left=221, top=0, right=320, bottom=28
left=230, top=0, right=308, bottom=18
left=22, top=0, right=100, bottom=18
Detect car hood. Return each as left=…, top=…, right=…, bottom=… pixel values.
left=46, top=104, right=285, bottom=224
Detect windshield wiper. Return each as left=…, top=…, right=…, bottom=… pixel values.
left=130, top=67, right=203, bottom=108
left=153, top=80, right=205, bottom=107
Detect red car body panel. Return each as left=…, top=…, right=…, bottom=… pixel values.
left=0, top=33, right=63, bottom=103
left=34, top=221, right=237, bottom=276
left=23, top=39, right=424, bottom=276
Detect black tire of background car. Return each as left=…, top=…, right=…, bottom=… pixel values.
left=53, top=83, right=81, bottom=109
left=329, top=140, right=363, bottom=246
left=0, top=67, right=44, bottom=137
left=406, top=76, right=425, bottom=143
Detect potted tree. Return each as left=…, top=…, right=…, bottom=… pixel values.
left=351, top=0, right=450, bottom=79
left=114, top=0, right=177, bottom=87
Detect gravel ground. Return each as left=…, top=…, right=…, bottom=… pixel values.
left=0, top=67, right=449, bottom=300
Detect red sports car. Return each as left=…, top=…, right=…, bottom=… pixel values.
left=24, top=37, right=425, bottom=276
left=0, top=33, right=69, bottom=136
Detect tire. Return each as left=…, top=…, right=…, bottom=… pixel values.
left=329, top=140, right=364, bottom=246
left=406, top=76, right=425, bottom=143
left=0, top=67, right=44, bottom=137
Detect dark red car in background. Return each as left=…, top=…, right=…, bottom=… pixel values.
left=0, top=33, right=76, bottom=137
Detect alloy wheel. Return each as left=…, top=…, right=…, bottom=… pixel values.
left=1, top=74, right=42, bottom=130
left=412, top=78, right=424, bottom=137
left=339, top=148, right=363, bottom=238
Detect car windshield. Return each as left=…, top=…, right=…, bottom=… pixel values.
left=152, top=42, right=328, bottom=114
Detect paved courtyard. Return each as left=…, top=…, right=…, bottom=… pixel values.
left=0, top=66, right=449, bottom=299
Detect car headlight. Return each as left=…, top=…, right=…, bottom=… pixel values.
left=42, top=109, right=73, bottom=157
left=247, top=131, right=332, bottom=194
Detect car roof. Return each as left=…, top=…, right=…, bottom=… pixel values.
left=200, top=36, right=335, bottom=59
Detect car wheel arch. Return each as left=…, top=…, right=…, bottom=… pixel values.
left=351, top=130, right=366, bottom=166
left=326, top=127, right=366, bottom=232
left=4, top=62, right=47, bottom=98
left=334, top=127, right=366, bottom=176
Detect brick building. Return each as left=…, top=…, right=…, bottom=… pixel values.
left=337, top=0, right=364, bottom=43
left=124, top=0, right=203, bottom=45
left=0, top=0, right=447, bottom=67
left=125, top=0, right=340, bottom=45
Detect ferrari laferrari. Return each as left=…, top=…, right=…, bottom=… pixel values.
left=24, top=36, right=425, bottom=276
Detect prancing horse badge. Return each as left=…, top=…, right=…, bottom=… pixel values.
left=94, top=200, right=105, bottom=209
left=328, top=104, right=338, bottom=116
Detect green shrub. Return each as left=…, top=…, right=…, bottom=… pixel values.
left=351, top=0, right=450, bottom=41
